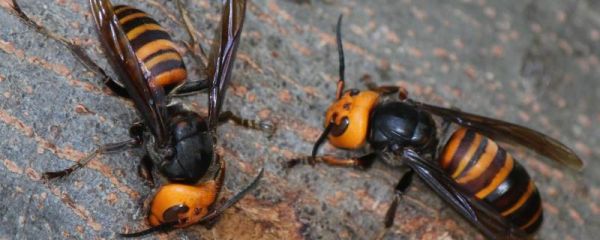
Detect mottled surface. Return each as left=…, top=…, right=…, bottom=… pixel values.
left=1, top=0, right=599, bottom=239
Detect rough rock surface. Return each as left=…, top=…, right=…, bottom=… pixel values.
left=0, top=0, right=598, bottom=239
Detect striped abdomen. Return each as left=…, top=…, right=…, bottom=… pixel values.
left=438, top=127, right=543, bottom=234
left=114, top=5, right=187, bottom=94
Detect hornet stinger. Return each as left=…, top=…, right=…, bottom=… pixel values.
left=287, top=15, right=583, bottom=240
left=10, top=0, right=274, bottom=236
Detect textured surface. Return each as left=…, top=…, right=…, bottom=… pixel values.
left=1, top=0, right=599, bottom=239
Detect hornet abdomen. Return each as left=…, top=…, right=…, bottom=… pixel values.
left=114, top=5, right=187, bottom=94
left=439, top=127, right=543, bottom=234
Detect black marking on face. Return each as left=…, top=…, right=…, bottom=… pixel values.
left=343, top=103, right=351, bottom=110
left=163, top=204, right=190, bottom=223
left=331, top=117, right=350, bottom=136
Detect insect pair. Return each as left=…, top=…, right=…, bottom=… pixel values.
left=10, top=0, right=273, bottom=237
left=286, top=16, right=583, bottom=239
left=10, top=0, right=584, bottom=238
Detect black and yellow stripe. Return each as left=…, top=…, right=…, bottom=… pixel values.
left=439, top=127, right=543, bottom=234
left=114, top=5, right=187, bottom=94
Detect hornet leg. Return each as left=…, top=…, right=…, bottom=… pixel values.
left=176, top=0, right=208, bottom=67
left=169, top=79, right=210, bottom=96
left=383, top=169, right=415, bottom=228
left=360, top=74, right=408, bottom=100
left=202, top=155, right=226, bottom=229
left=218, top=111, right=276, bottom=138
left=130, top=122, right=155, bottom=187
left=376, top=169, right=415, bottom=240
left=169, top=0, right=212, bottom=97
left=137, top=155, right=155, bottom=187
left=287, top=152, right=378, bottom=170
left=9, top=0, right=130, bottom=98
left=42, top=139, right=140, bottom=180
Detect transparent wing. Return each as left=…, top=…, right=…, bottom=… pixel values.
left=206, top=0, right=247, bottom=129
left=415, top=101, right=583, bottom=170
left=402, top=149, right=528, bottom=240
left=89, top=0, right=169, bottom=144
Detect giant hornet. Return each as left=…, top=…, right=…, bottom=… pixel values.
left=287, top=16, right=583, bottom=239
left=10, top=0, right=273, bottom=236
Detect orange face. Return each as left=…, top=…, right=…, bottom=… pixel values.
left=148, top=181, right=218, bottom=228
left=324, top=90, right=380, bottom=149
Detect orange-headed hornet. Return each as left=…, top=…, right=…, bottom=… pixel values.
left=10, top=0, right=272, bottom=236
left=287, top=16, right=583, bottom=239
